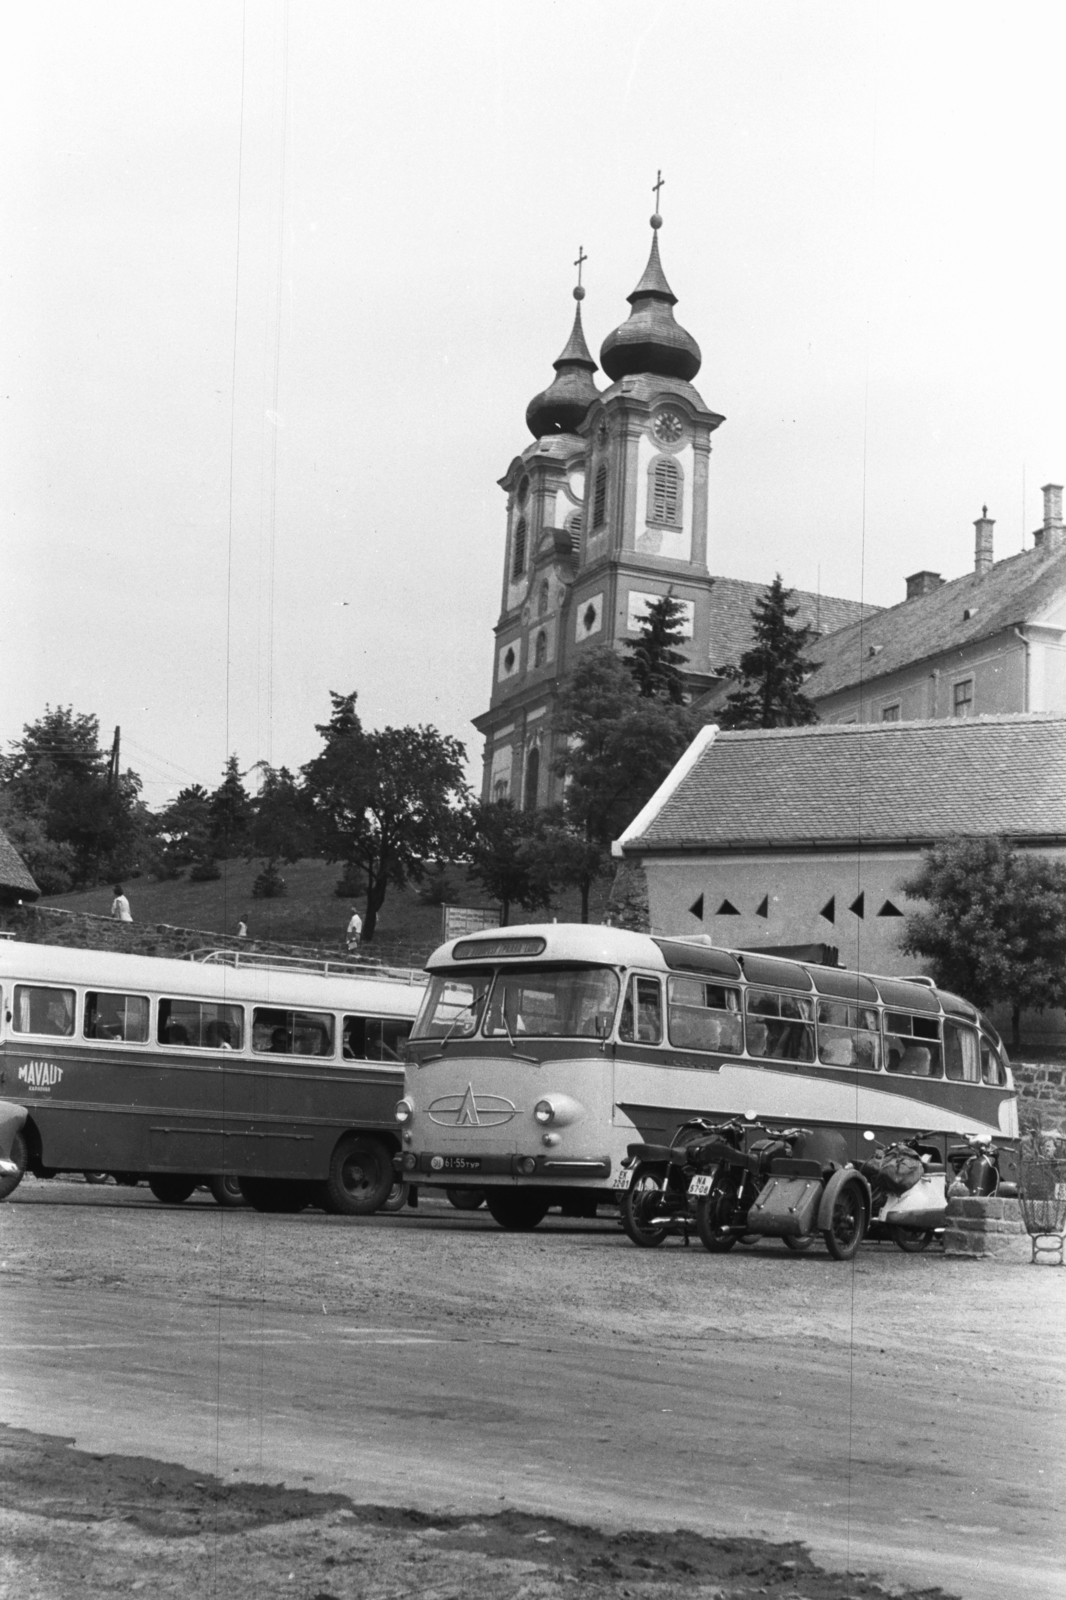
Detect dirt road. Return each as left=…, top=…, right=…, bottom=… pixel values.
left=1, top=1179, right=1064, bottom=1599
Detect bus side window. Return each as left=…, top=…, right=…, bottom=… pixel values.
left=343, top=1016, right=367, bottom=1059
left=160, top=999, right=243, bottom=1050
left=884, top=1012, right=943, bottom=1077
left=619, top=976, right=663, bottom=1046
left=253, top=1007, right=333, bottom=1057
left=667, top=976, right=742, bottom=1055
left=944, top=1021, right=981, bottom=1083
left=980, top=1034, right=1007, bottom=1086
left=85, top=991, right=150, bottom=1044
left=816, top=1002, right=881, bottom=1071
left=745, top=989, right=815, bottom=1062
left=14, top=984, right=75, bottom=1037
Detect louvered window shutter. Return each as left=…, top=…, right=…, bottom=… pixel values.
left=592, top=465, right=607, bottom=528
left=512, top=517, right=527, bottom=578
left=651, top=459, right=680, bottom=524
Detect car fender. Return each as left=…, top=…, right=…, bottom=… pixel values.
left=816, top=1166, right=871, bottom=1233
left=0, top=1100, right=28, bottom=1163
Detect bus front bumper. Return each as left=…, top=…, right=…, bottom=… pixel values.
left=398, top=1151, right=611, bottom=1182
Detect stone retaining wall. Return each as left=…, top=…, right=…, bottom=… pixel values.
left=1012, top=1060, right=1066, bottom=1131
left=943, top=1195, right=1033, bottom=1262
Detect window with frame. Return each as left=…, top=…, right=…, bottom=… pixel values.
left=745, top=989, right=815, bottom=1062
left=592, top=464, right=607, bottom=529
left=14, top=984, right=75, bottom=1037
left=85, top=991, right=149, bottom=1044
left=343, top=1015, right=413, bottom=1063
left=952, top=678, right=974, bottom=717
left=252, top=1007, right=334, bottom=1057
left=484, top=966, right=620, bottom=1040
left=512, top=518, right=527, bottom=579
left=647, top=457, right=682, bottom=526
left=667, top=975, right=742, bottom=1054
left=159, top=998, right=244, bottom=1050
left=619, top=975, right=663, bottom=1046
left=816, top=1001, right=881, bottom=1071
left=943, top=1020, right=981, bottom=1083
left=980, top=1033, right=1008, bottom=1086
left=881, top=704, right=901, bottom=722
left=884, top=1011, right=942, bottom=1076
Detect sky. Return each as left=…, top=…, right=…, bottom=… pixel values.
left=3, top=1, right=1065, bottom=808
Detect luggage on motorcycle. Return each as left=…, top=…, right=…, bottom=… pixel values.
left=748, top=1174, right=822, bottom=1237
left=865, top=1146, right=924, bottom=1194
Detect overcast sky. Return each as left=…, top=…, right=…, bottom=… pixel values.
left=4, top=1, right=1064, bottom=808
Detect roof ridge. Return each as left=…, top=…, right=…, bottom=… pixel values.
left=713, top=712, right=1066, bottom=742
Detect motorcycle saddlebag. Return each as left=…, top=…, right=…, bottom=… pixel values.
left=748, top=1175, right=822, bottom=1238
left=867, top=1148, right=924, bottom=1194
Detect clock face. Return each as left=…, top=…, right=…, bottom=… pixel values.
left=653, top=409, right=684, bottom=444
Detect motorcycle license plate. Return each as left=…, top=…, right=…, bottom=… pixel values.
left=688, top=1174, right=714, bottom=1197
left=612, top=1167, right=634, bottom=1191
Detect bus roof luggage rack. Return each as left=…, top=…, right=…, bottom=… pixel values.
left=186, top=947, right=423, bottom=986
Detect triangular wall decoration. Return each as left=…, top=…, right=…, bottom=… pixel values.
left=877, top=899, right=904, bottom=917
left=689, top=893, right=704, bottom=921
left=849, top=892, right=865, bottom=918
left=819, top=895, right=836, bottom=923
left=755, top=895, right=769, bottom=918
left=716, top=898, right=740, bottom=916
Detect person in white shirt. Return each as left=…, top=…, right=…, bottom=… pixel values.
left=237, top=915, right=248, bottom=939
left=345, top=909, right=362, bottom=951
left=110, top=885, right=132, bottom=922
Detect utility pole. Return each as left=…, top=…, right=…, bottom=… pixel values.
left=107, top=726, right=121, bottom=789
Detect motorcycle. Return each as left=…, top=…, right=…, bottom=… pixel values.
left=694, top=1124, right=872, bottom=1261
left=613, top=1116, right=724, bottom=1247
left=861, top=1131, right=947, bottom=1252
left=947, top=1133, right=1019, bottom=1200
left=688, top=1119, right=814, bottom=1254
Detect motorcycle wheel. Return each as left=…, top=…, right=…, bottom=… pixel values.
left=694, top=1187, right=739, bottom=1253
left=783, top=1234, right=814, bottom=1252
left=890, top=1225, right=935, bottom=1253
left=620, top=1167, right=671, bottom=1248
left=822, top=1180, right=867, bottom=1261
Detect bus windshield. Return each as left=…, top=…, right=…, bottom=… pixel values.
left=484, top=965, right=620, bottom=1040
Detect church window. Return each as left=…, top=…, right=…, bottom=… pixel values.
left=517, top=476, right=530, bottom=507
left=592, top=464, right=607, bottom=529
left=503, top=646, right=516, bottom=673
left=648, top=456, right=682, bottom=526
left=564, top=509, right=582, bottom=553
left=512, top=518, right=527, bottom=578
left=538, top=581, right=550, bottom=617
left=534, top=630, right=547, bottom=668
left=524, top=746, right=540, bottom=811
left=952, top=678, right=974, bottom=717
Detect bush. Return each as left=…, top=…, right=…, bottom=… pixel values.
left=252, top=860, right=286, bottom=899
left=188, top=857, right=221, bottom=882
left=333, top=863, right=366, bottom=900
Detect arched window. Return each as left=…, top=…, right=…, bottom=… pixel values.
left=592, top=463, right=607, bottom=529
left=647, top=457, right=682, bottom=526
left=512, top=517, right=527, bottom=579
left=538, top=581, right=550, bottom=617
left=564, top=509, right=582, bottom=555
left=524, top=746, right=540, bottom=811
left=534, top=629, right=547, bottom=668
left=517, top=475, right=530, bottom=507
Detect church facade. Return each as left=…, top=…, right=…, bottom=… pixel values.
left=472, top=214, right=872, bottom=807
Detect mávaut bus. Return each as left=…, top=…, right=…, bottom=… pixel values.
left=396, top=924, right=1018, bottom=1231
left=0, top=941, right=424, bottom=1213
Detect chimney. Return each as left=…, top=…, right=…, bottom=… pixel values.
left=973, top=505, right=994, bottom=576
left=905, top=570, right=944, bottom=601
left=1035, top=483, right=1064, bottom=552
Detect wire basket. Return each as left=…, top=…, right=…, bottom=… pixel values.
left=1018, top=1155, right=1066, bottom=1265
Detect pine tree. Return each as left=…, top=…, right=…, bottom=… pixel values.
left=719, top=574, right=818, bottom=729
left=625, top=593, right=689, bottom=703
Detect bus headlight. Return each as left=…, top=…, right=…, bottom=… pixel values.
left=534, top=1099, right=554, bottom=1125
left=531, top=1094, right=584, bottom=1128
left=395, top=1098, right=414, bottom=1124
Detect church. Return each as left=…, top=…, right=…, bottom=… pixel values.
left=472, top=205, right=872, bottom=808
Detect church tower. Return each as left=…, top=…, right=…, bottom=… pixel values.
left=473, top=196, right=725, bottom=807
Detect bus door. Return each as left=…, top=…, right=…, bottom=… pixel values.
left=338, top=1013, right=412, bottom=1128
left=151, top=995, right=243, bottom=1174
left=245, top=1004, right=339, bottom=1178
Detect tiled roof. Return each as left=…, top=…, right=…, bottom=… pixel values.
left=707, top=577, right=877, bottom=672
left=0, top=826, right=40, bottom=895
left=807, top=543, right=1066, bottom=698
left=624, top=716, right=1066, bottom=852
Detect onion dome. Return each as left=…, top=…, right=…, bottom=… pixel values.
left=599, top=214, right=701, bottom=383
left=525, top=287, right=600, bottom=438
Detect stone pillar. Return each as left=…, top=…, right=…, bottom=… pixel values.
left=943, top=1194, right=1031, bottom=1261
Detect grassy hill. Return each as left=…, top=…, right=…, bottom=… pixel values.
left=41, top=859, right=613, bottom=956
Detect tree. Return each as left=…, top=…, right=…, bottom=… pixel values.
left=625, top=592, right=689, bottom=703
left=900, top=837, right=1066, bottom=1046
left=551, top=647, right=700, bottom=921
left=247, top=764, right=314, bottom=866
left=208, top=756, right=253, bottom=859
left=153, top=784, right=212, bottom=876
left=719, top=574, right=818, bottom=729
left=302, top=691, right=469, bottom=942
left=466, top=800, right=554, bottom=926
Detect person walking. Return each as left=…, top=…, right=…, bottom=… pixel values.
left=110, top=885, right=132, bottom=922
left=237, top=915, right=249, bottom=939
left=345, top=908, right=362, bottom=953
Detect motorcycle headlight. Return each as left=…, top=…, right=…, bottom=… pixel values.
left=395, top=1098, right=414, bottom=1124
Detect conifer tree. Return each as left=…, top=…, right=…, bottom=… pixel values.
left=625, top=593, right=689, bottom=703
left=719, top=575, right=818, bottom=729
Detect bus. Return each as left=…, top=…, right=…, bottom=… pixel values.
left=0, top=940, right=424, bottom=1213
left=396, top=924, right=1019, bottom=1230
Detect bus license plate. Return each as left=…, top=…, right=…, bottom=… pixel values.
left=612, top=1168, right=634, bottom=1191
left=430, top=1156, right=483, bottom=1172
left=688, top=1174, right=714, bottom=1197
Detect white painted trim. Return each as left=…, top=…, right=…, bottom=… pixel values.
left=611, top=724, right=718, bottom=857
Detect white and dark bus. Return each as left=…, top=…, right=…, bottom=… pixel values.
left=0, top=940, right=424, bottom=1213
left=396, top=925, right=1019, bottom=1230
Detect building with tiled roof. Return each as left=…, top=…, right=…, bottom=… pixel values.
left=613, top=714, right=1066, bottom=1043
left=806, top=487, right=1066, bottom=723
left=0, top=825, right=40, bottom=906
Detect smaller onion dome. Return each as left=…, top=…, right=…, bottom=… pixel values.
left=525, top=288, right=600, bottom=438
left=599, top=216, right=701, bottom=383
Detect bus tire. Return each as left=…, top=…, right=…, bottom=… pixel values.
left=621, top=1168, right=670, bottom=1248
left=0, top=1131, right=27, bottom=1201
left=148, top=1174, right=197, bottom=1205
left=822, top=1179, right=867, bottom=1261
left=485, top=1190, right=550, bottom=1232
left=380, top=1180, right=409, bottom=1213
left=891, top=1225, right=935, bottom=1253
left=445, top=1187, right=486, bottom=1210
left=322, top=1136, right=395, bottom=1216
left=208, top=1174, right=247, bottom=1208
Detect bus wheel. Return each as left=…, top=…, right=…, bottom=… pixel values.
left=891, top=1225, right=935, bottom=1253
left=822, top=1180, right=867, bottom=1261
left=380, top=1181, right=409, bottom=1213
left=485, top=1191, right=550, bottom=1232
left=322, top=1136, right=395, bottom=1216
left=0, top=1132, right=28, bottom=1202
left=148, top=1175, right=197, bottom=1205
left=445, top=1187, right=486, bottom=1210
left=208, top=1174, right=248, bottom=1208
left=621, top=1169, right=670, bottom=1247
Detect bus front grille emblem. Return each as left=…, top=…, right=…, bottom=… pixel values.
left=428, top=1085, right=516, bottom=1127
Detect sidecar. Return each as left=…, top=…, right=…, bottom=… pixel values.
left=745, top=1129, right=872, bottom=1261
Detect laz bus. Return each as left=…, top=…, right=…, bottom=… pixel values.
left=396, top=925, right=1018, bottom=1231
left=0, top=941, right=424, bottom=1213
